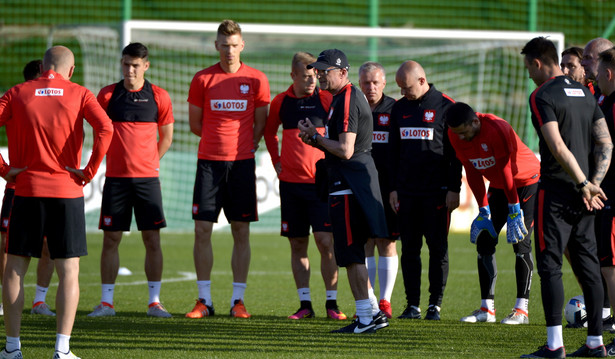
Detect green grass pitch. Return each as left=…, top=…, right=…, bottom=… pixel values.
left=13, top=231, right=592, bottom=358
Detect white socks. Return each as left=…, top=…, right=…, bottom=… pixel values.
left=366, top=256, right=377, bottom=288
left=148, top=281, right=161, bottom=305
left=101, top=284, right=115, bottom=305
left=231, top=282, right=247, bottom=307
left=55, top=334, right=70, bottom=354
left=197, top=280, right=212, bottom=305
left=33, top=285, right=49, bottom=304
left=378, top=255, right=398, bottom=301
left=5, top=336, right=20, bottom=352
left=515, top=298, right=528, bottom=312
left=298, top=287, right=311, bottom=302
left=481, top=299, right=495, bottom=312
left=546, top=325, right=563, bottom=350
left=356, top=299, right=372, bottom=325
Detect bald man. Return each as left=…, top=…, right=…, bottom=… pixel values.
left=0, top=46, right=113, bottom=359
left=582, top=37, right=614, bottom=100
left=389, top=60, right=462, bottom=321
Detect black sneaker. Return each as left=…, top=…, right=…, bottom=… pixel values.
left=373, top=311, right=389, bottom=330
left=567, top=344, right=606, bottom=357
left=330, top=319, right=376, bottom=334
left=603, top=315, right=615, bottom=333
left=398, top=305, right=421, bottom=319
left=425, top=305, right=441, bottom=321
left=520, top=345, right=565, bottom=358
left=605, top=339, right=615, bottom=357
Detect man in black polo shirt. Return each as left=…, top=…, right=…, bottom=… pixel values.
left=521, top=36, right=613, bottom=358
left=298, top=49, right=389, bottom=334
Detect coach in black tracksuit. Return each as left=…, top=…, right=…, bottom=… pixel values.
left=389, top=60, right=462, bottom=321
left=521, top=37, right=612, bottom=358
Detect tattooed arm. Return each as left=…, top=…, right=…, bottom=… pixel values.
left=590, top=117, right=613, bottom=186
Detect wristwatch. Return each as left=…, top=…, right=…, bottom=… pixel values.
left=311, top=132, right=320, bottom=142
left=576, top=179, right=589, bottom=189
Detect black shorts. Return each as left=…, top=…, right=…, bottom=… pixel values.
left=7, top=196, right=86, bottom=259
left=596, top=198, right=615, bottom=266
left=329, top=193, right=369, bottom=267
left=279, top=181, right=330, bottom=238
left=0, top=187, right=14, bottom=233
left=99, top=177, right=166, bottom=231
left=192, top=159, right=257, bottom=223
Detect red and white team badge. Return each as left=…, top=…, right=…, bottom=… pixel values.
left=192, top=204, right=199, bottom=215
left=281, top=221, right=289, bottom=233
left=423, top=110, right=435, bottom=123
left=2, top=218, right=8, bottom=228
left=378, top=114, right=390, bottom=126
left=598, top=94, right=605, bottom=106
left=240, top=84, right=250, bottom=94
left=103, top=216, right=112, bottom=227
left=481, top=143, right=488, bottom=152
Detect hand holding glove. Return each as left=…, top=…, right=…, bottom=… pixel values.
left=470, top=206, right=497, bottom=244
left=506, top=203, right=528, bottom=244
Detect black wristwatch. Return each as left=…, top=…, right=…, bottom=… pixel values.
left=576, top=179, right=589, bottom=189
left=311, top=132, right=320, bottom=142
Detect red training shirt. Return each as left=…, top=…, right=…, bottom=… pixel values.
left=448, top=113, right=540, bottom=207
left=187, top=63, right=270, bottom=161
left=98, top=81, right=174, bottom=178
left=0, top=70, right=113, bottom=198
left=264, top=86, right=332, bottom=184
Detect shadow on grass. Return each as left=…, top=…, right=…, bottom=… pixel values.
left=18, top=310, right=576, bottom=358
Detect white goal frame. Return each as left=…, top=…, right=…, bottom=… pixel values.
left=123, top=20, right=564, bottom=56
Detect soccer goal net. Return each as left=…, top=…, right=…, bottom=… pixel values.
left=48, top=21, right=564, bottom=232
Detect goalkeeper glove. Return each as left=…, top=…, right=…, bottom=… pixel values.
left=506, top=203, right=528, bottom=244
left=470, top=206, right=497, bottom=244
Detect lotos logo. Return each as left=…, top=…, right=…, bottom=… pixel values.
left=400, top=127, right=434, bottom=140
left=35, top=88, right=64, bottom=96
left=378, top=114, right=390, bottom=126
left=423, top=110, right=435, bottom=123
left=240, top=84, right=250, bottom=94
left=469, top=156, right=496, bottom=170
left=564, top=88, right=585, bottom=97
left=211, top=99, right=247, bottom=111
left=373, top=131, right=389, bottom=143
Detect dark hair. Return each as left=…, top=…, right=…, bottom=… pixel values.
left=599, top=48, right=615, bottom=69
left=122, top=42, right=148, bottom=59
left=444, top=102, right=476, bottom=128
left=23, top=59, right=42, bottom=81
left=562, top=46, right=583, bottom=60
left=521, top=37, right=558, bottom=66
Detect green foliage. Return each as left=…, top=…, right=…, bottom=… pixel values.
left=15, top=231, right=587, bottom=358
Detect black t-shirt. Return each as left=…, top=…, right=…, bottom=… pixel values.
left=325, top=83, right=373, bottom=192
left=529, top=75, right=603, bottom=192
